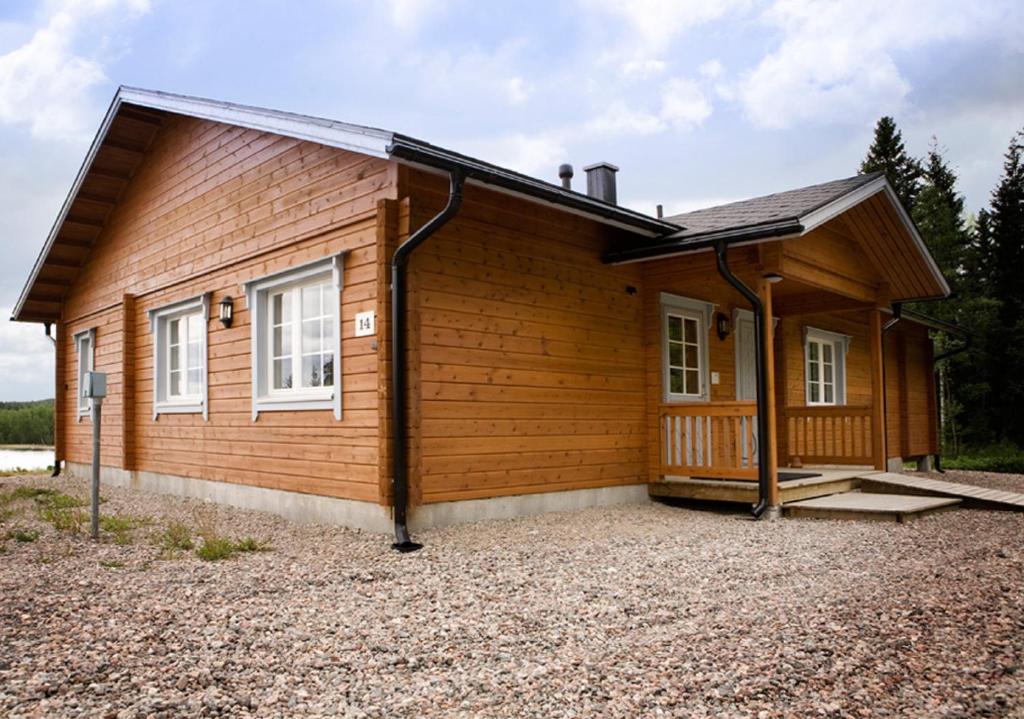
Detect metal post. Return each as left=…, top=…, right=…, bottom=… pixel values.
left=90, top=397, right=102, bottom=540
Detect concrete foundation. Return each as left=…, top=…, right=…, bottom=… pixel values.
left=886, top=457, right=905, bottom=472
left=916, top=455, right=934, bottom=472
left=65, top=463, right=650, bottom=535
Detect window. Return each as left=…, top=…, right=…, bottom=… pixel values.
left=661, top=293, right=713, bottom=402
left=244, top=253, right=344, bottom=420
left=804, top=327, right=850, bottom=406
left=74, top=328, right=96, bottom=420
left=149, top=294, right=210, bottom=419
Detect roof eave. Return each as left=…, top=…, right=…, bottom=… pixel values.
left=604, top=219, right=803, bottom=264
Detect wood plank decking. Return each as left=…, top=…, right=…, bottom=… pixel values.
left=784, top=492, right=961, bottom=522
left=859, top=472, right=1024, bottom=511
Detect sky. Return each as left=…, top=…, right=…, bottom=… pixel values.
left=0, top=0, right=1021, bottom=401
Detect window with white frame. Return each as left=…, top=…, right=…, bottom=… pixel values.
left=244, top=253, right=344, bottom=420
left=804, top=327, right=850, bottom=406
left=74, top=328, right=95, bottom=419
left=149, top=294, right=210, bottom=419
left=661, top=293, right=713, bottom=402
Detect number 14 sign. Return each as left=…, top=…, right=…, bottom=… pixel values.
left=355, top=310, right=376, bottom=337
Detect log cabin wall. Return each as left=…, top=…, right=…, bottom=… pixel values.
left=885, top=322, right=939, bottom=459
left=403, top=169, right=648, bottom=506
left=58, top=114, right=397, bottom=503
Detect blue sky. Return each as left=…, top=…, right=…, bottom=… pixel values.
left=1, top=0, right=1021, bottom=401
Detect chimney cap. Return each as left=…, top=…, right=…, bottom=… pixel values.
left=558, top=163, right=574, bottom=178
left=583, top=161, right=620, bottom=172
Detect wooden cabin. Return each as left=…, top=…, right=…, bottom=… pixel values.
left=11, top=88, right=951, bottom=541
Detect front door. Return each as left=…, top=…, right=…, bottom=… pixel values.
left=735, top=310, right=757, bottom=465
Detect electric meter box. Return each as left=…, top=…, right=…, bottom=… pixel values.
left=83, top=371, right=107, bottom=399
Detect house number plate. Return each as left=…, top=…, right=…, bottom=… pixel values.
left=355, top=310, right=376, bottom=337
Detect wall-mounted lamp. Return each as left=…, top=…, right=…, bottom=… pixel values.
left=716, top=312, right=730, bottom=341
left=218, top=296, right=234, bottom=328
left=764, top=273, right=784, bottom=284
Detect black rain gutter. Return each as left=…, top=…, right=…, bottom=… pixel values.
left=390, top=168, right=465, bottom=552
left=43, top=323, right=61, bottom=477
left=605, top=219, right=804, bottom=264
left=387, top=137, right=678, bottom=236
left=714, top=241, right=770, bottom=518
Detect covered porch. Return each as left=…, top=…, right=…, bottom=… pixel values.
left=606, top=173, right=949, bottom=512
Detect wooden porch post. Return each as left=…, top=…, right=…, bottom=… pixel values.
left=758, top=279, right=780, bottom=506
left=869, top=309, right=887, bottom=470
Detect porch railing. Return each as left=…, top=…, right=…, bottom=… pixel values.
left=783, top=405, right=874, bottom=466
left=660, top=402, right=759, bottom=480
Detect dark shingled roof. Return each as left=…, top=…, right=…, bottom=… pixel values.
left=664, top=172, right=882, bottom=237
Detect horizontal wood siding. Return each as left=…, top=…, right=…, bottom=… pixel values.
left=406, top=170, right=647, bottom=504
left=58, top=115, right=396, bottom=503
left=885, top=322, right=938, bottom=459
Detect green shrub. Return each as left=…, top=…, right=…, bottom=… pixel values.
left=7, top=527, right=40, bottom=543
left=943, top=443, right=1024, bottom=474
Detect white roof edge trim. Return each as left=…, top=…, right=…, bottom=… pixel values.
left=798, top=176, right=950, bottom=297
left=117, top=87, right=394, bottom=158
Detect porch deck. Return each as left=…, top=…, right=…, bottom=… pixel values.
left=649, top=467, right=880, bottom=505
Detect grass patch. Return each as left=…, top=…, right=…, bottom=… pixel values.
left=196, top=535, right=236, bottom=561
left=943, top=443, right=1024, bottom=474
left=39, top=505, right=87, bottom=534
left=160, top=521, right=194, bottom=552
left=234, top=536, right=272, bottom=553
left=99, top=514, right=149, bottom=545
left=7, top=527, right=40, bottom=543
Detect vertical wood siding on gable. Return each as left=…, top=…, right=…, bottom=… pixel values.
left=58, top=115, right=396, bottom=503
left=405, top=170, right=648, bottom=504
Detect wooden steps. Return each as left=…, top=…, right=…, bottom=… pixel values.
left=859, top=472, right=1024, bottom=511
left=648, top=472, right=863, bottom=505
left=784, top=491, right=961, bottom=522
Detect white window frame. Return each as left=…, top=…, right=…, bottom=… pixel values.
left=661, top=293, right=713, bottom=402
left=148, top=294, right=211, bottom=420
left=73, top=328, right=96, bottom=422
left=243, top=253, right=344, bottom=420
left=804, top=326, right=851, bottom=406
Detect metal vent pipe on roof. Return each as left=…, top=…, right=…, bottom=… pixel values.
left=584, top=162, right=618, bottom=204
left=558, top=164, right=573, bottom=190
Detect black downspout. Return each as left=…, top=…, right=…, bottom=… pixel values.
left=714, top=241, right=770, bottom=518
left=391, top=169, right=465, bottom=551
left=932, top=335, right=971, bottom=473
left=44, top=323, right=61, bottom=477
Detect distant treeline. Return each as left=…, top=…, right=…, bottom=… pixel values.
left=0, top=400, right=54, bottom=446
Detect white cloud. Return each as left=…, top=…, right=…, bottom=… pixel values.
left=586, top=0, right=747, bottom=53
left=585, top=101, right=665, bottom=137
left=698, top=59, right=723, bottom=79
left=0, top=0, right=150, bottom=141
left=383, top=0, right=444, bottom=33
left=738, top=0, right=1017, bottom=129
left=460, top=132, right=569, bottom=179
left=620, top=58, right=667, bottom=79
left=504, top=77, right=531, bottom=106
left=661, top=78, right=712, bottom=129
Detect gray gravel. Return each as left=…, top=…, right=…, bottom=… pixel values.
left=1, top=470, right=1022, bottom=718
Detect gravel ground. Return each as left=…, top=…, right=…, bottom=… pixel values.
left=1, top=471, right=1022, bottom=719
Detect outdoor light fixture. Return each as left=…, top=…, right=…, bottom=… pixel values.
left=219, top=296, right=234, bottom=328
left=716, top=312, right=730, bottom=341
left=764, top=273, right=784, bottom=284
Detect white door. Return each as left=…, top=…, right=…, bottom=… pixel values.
left=735, top=310, right=758, bottom=465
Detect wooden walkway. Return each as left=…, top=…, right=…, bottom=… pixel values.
left=859, top=472, right=1024, bottom=511
left=785, top=492, right=960, bottom=523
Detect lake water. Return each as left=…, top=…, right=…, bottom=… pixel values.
left=0, top=449, right=54, bottom=472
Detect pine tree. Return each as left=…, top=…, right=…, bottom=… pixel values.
left=986, top=130, right=1024, bottom=444
left=912, top=139, right=968, bottom=295
left=861, top=116, right=922, bottom=210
